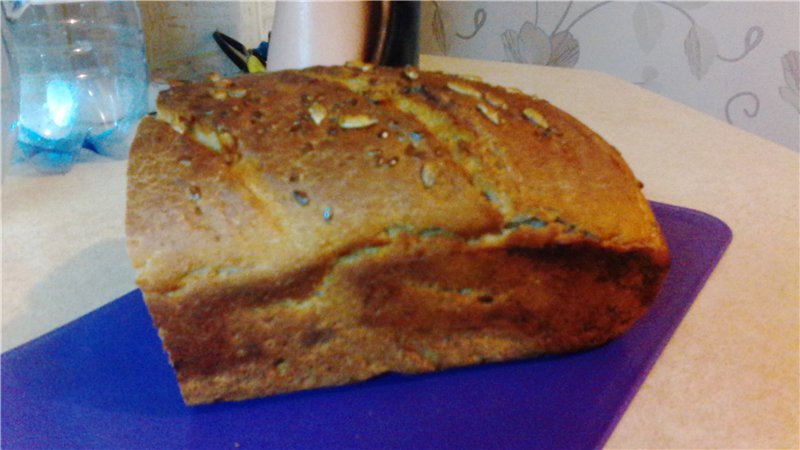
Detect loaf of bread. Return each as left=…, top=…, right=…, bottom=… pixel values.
left=125, top=63, right=670, bottom=405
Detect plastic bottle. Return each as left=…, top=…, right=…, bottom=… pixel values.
left=2, top=1, right=149, bottom=174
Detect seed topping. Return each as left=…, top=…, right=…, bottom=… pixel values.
left=218, top=131, right=235, bottom=149
left=477, top=103, right=501, bottom=125
left=403, top=65, right=419, bottom=80
left=459, top=74, right=483, bottom=82
left=447, top=81, right=482, bottom=99
left=209, top=89, right=228, bottom=100
left=308, top=102, right=327, bottom=125
left=345, top=60, right=373, bottom=72
left=421, top=162, right=437, bottom=188
left=485, top=92, right=508, bottom=110
left=229, top=88, right=247, bottom=98
left=215, top=79, right=233, bottom=89
left=339, top=114, right=378, bottom=129
left=523, top=108, right=549, bottom=129
left=292, top=190, right=310, bottom=206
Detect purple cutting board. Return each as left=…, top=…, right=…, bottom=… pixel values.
left=2, top=202, right=731, bottom=450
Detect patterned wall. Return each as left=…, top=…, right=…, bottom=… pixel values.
left=420, top=1, right=799, bottom=152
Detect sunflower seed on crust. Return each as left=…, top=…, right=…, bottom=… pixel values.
left=477, top=103, right=501, bottom=125
left=339, top=114, right=378, bottom=129
left=447, top=81, right=482, bottom=99
left=523, top=108, right=550, bottom=129
left=308, top=102, right=327, bottom=125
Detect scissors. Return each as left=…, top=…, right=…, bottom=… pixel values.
left=212, top=30, right=268, bottom=73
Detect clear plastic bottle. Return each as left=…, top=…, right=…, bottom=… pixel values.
left=2, top=1, right=149, bottom=174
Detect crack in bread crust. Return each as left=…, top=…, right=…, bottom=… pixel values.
left=147, top=225, right=666, bottom=402
left=164, top=235, right=666, bottom=404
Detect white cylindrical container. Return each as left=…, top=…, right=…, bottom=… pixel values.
left=267, top=1, right=372, bottom=72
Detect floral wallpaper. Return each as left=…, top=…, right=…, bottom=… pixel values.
left=421, top=1, right=800, bottom=152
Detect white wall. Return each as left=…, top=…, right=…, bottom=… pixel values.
left=139, top=1, right=276, bottom=81
left=421, top=1, right=800, bottom=152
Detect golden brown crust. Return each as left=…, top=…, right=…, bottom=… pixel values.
left=125, top=65, right=670, bottom=404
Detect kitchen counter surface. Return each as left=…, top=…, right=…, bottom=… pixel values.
left=2, top=55, right=798, bottom=448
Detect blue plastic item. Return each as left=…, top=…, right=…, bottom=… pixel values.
left=1, top=202, right=731, bottom=449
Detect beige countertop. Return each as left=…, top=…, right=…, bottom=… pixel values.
left=2, top=55, right=798, bottom=448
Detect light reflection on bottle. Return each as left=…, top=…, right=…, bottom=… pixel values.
left=46, top=79, right=76, bottom=128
